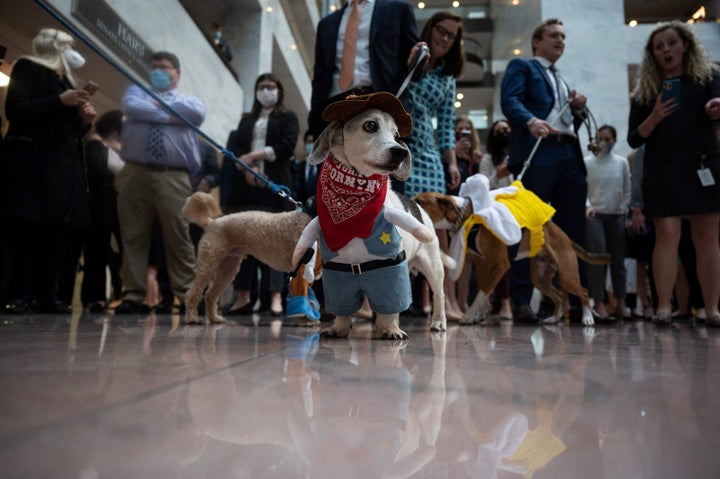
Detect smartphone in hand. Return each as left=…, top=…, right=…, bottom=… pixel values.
left=83, top=81, right=99, bottom=96
left=661, top=78, right=680, bottom=112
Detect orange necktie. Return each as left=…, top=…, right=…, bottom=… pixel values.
left=339, top=0, right=361, bottom=91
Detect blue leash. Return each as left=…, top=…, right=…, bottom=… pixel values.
left=34, top=0, right=301, bottom=207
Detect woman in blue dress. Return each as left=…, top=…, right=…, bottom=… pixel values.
left=404, top=11, right=465, bottom=197
left=405, top=11, right=466, bottom=320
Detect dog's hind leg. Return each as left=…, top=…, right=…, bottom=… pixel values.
left=462, top=235, right=510, bottom=325
left=204, top=256, right=243, bottom=324
left=376, top=313, right=408, bottom=340
left=320, top=315, right=353, bottom=338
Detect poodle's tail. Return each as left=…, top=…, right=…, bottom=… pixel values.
left=182, top=192, right=223, bottom=230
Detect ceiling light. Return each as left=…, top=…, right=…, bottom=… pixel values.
left=513, top=48, right=521, bottom=55
left=454, top=101, right=462, bottom=109
left=452, top=1, right=460, bottom=8
left=418, top=2, right=425, bottom=8
left=456, top=92, right=464, bottom=100
left=512, top=0, right=519, bottom=5
left=628, top=19, right=638, bottom=27
left=265, top=6, right=272, bottom=12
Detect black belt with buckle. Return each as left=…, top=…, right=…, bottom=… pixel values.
left=126, top=160, right=188, bottom=172
left=323, top=251, right=406, bottom=275
left=546, top=133, right=576, bottom=143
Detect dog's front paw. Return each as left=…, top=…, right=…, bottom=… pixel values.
left=185, top=313, right=205, bottom=325
left=320, top=316, right=352, bottom=338
left=378, top=327, right=409, bottom=340
left=430, top=319, right=447, bottom=332
left=540, top=315, right=562, bottom=325
left=208, top=313, right=226, bottom=324
left=320, top=326, right=351, bottom=338
left=459, top=312, right=478, bottom=325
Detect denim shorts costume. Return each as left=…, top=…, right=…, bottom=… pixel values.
left=322, top=260, right=411, bottom=316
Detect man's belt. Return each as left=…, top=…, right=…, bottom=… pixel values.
left=546, top=133, right=576, bottom=143
left=323, top=251, right=406, bottom=275
left=126, top=160, right=188, bottom=172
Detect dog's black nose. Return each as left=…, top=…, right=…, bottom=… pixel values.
left=389, top=146, right=409, bottom=167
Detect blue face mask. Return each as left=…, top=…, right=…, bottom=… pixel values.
left=306, top=143, right=314, bottom=155
left=150, top=69, right=171, bottom=90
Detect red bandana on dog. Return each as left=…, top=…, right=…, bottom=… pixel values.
left=317, top=155, right=388, bottom=251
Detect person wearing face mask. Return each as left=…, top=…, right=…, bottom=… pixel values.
left=210, top=22, right=233, bottom=63
left=584, top=125, right=631, bottom=320
left=0, top=28, right=96, bottom=314
left=220, top=73, right=299, bottom=316
left=113, top=51, right=206, bottom=315
left=480, top=119, right=513, bottom=190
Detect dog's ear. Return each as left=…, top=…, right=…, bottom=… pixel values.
left=391, top=139, right=412, bottom=181
left=438, top=196, right=461, bottom=224
left=308, top=121, right=342, bottom=165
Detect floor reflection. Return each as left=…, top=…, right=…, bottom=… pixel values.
left=0, top=314, right=718, bottom=478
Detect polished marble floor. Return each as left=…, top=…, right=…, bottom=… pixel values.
left=0, top=312, right=718, bottom=479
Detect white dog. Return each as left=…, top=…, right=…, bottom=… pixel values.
left=293, top=93, right=451, bottom=338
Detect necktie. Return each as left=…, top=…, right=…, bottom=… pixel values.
left=549, top=65, right=573, bottom=126
left=148, top=92, right=171, bottom=161
left=339, top=0, right=361, bottom=91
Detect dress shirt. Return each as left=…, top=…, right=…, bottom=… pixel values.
left=533, top=56, right=574, bottom=136
left=121, top=85, right=206, bottom=175
left=330, top=0, right=374, bottom=97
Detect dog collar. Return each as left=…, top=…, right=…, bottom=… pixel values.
left=450, top=196, right=472, bottom=234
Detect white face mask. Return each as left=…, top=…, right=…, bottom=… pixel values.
left=64, top=48, right=86, bottom=69
left=256, top=87, right=278, bottom=107
left=597, top=140, right=614, bottom=156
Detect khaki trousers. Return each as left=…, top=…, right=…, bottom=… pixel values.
left=115, top=163, right=196, bottom=303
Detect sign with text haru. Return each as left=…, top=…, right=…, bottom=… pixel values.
left=73, top=0, right=154, bottom=80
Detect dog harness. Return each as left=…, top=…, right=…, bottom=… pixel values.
left=317, top=155, right=388, bottom=251
left=448, top=176, right=555, bottom=281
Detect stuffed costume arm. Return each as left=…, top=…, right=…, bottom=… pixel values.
left=384, top=208, right=434, bottom=243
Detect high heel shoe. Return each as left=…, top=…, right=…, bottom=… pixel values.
left=223, top=302, right=254, bottom=315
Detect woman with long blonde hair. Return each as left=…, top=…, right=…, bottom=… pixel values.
left=627, top=21, right=720, bottom=326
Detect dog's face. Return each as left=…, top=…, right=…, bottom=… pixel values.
left=308, top=108, right=412, bottom=180
left=414, top=192, right=465, bottom=230
left=182, top=192, right=222, bottom=223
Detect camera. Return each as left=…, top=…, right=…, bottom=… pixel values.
left=460, top=129, right=472, bottom=138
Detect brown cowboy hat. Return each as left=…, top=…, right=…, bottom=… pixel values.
left=322, top=91, right=412, bottom=137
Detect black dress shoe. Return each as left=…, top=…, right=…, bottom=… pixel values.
left=86, top=301, right=107, bottom=313
left=4, top=299, right=28, bottom=314
left=114, top=300, right=151, bottom=315
left=32, top=299, right=72, bottom=314
left=400, top=304, right=426, bottom=317
left=513, top=304, right=537, bottom=323
left=153, top=300, right=174, bottom=314
left=223, top=303, right=254, bottom=315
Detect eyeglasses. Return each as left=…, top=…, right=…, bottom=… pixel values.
left=434, top=24, right=457, bottom=42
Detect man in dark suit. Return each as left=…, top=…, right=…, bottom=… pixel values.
left=308, top=0, right=425, bottom=139
left=500, top=18, right=589, bottom=322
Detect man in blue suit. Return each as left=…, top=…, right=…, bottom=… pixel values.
left=308, top=0, right=425, bottom=139
left=500, top=18, right=589, bottom=322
